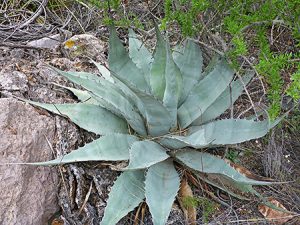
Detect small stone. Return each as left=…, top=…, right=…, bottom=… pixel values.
left=62, top=34, right=106, bottom=60
left=27, top=34, right=62, bottom=49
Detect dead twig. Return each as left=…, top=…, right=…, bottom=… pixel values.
left=188, top=38, right=225, bottom=56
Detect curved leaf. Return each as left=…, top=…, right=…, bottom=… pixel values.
left=160, top=119, right=272, bottom=148
left=87, top=79, right=147, bottom=136
left=53, top=83, right=99, bottom=105
left=129, top=29, right=153, bottom=85
left=27, top=134, right=138, bottom=166
left=51, top=70, right=147, bottom=136
left=190, top=118, right=271, bottom=145
left=150, top=26, right=166, bottom=100
left=195, top=173, right=251, bottom=200
left=101, top=170, right=145, bottom=225
left=50, top=66, right=103, bottom=83
left=159, top=128, right=210, bottom=149
left=192, top=71, right=254, bottom=125
left=145, top=160, right=180, bottom=225
left=27, top=101, right=128, bottom=135
left=109, top=26, right=150, bottom=93
left=163, top=42, right=183, bottom=129
left=109, top=76, right=172, bottom=136
left=126, top=141, right=169, bottom=169
left=175, top=150, right=273, bottom=185
left=92, top=60, right=115, bottom=82
left=137, top=92, right=172, bottom=136
left=173, top=40, right=203, bottom=104
left=178, top=58, right=235, bottom=128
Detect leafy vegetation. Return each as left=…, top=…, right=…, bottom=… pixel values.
left=162, top=0, right=300, bottom=119
left=79, top=0, right=143, bottom=28
left=23, top=26, right=280, bottom=224
left=182, top=196, right=219, bottom=223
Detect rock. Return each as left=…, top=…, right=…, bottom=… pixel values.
left=0, top=98, right=59, bottom=225
left=62, top=34, right=106, bottom=60
left=0, top=70, right=28, bottom=93
left=27, top=34, right=61, bottom=49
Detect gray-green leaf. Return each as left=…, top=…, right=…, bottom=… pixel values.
left=145, top=160, right=180, bottom=225
left=92, top=60, right=114, bottom=82
left=101, top=170, right=145, bottom=225
left=175, top=150, right=272, bottom=185
left=27, top=134, right=138, bottom=166
left=163, top=42, right=183, bottom=129
left=192, top=71, right=254, bottom=125
left=51, top=71, right=147, bottom=136
left=150, top=26, right=166, bottom=100
left=161, top=119, right=272, bottom=148
left=109, top=26, right=150, bottom=93
left=108, top=76, right=172, bottom=136
left=129, top=29, right=153, bottom=85
left=173, top=40, right=203, bottom=104
left=126, top=141, right=169, bottom=169
left=178, top=58, right=235, bottom=128
left=27, top=101, right=128, bottom=135
left=53, top=83, right=99, bottom=104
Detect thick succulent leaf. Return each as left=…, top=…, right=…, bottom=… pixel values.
left=53, top=83, right=99, bottom=104
left=109, top=76, right=172, bottom=136
left=86, top=78, right=147, bottom=136
left=138, top=93, right=172, bottom=136
left=196, top=173, right=252, bottom=200
left=92, top=60, right=114, bottom=82
left=27, top=101, right=128, bottom=135
left=163, top=42, right=183, bottom=129
left=173, top=40, right=203, bottom=104
left=201, top=55, right=221, bottom=78
left=178, top=58, right=235, bottom=128
left=51, top=68, right=113, bottom=107
left=175, top=150, right=273, bottom=185
left=160, top=119, right=272, bottom=148
left=51, top=67, right=102, bottom=84
left=150, top=26, right=166, bottom=100
left=52, top=69, right=147, bottom=135
left=190, top=118, right=272, bottom=145
left=192, top=71, right=254, bottom=125
left=159, top=127, right=210, bottom=149
left=108, top=26, right=150, bottom=93
left=26, top=134, right=138, bottom=166
left=126, top=141, right=169, bottom=169
left=128, top=29, right=152, bottom=85
left=50, top=66, right=103, bottom=82
left=145, top=160, right=180, bottom=225
left=101, top=170, right=145, bottom=225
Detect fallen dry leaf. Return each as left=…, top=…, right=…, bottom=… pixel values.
left=258, top=198, right=295, bottom=224
left=178, top=178, right=197, bottom=225
left=51, top=218, right=64, bottom=225
left=225, top=159, right=273, bottom=182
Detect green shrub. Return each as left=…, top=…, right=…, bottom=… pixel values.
left=161, top=0, right=210, bottom=36
left=162, top=0, right=299, bottom=119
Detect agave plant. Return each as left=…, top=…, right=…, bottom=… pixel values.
left=25, top=26, right=279, bottom=225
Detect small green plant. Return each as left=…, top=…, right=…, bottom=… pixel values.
left=24, top=26, right=279, bottom=225
left=182, top=196, right=219, bottom=223
left=79, top=0, right=143, bottom=28
left=161, top=0, right=210, bottom=36
left=255, top=28, right=300, bottom=119
left=225, top=149, right=240, bottom=163
left=286, top=66, right=300, bottom=101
